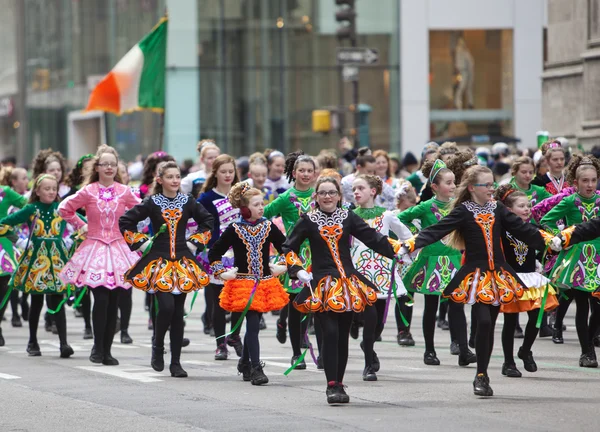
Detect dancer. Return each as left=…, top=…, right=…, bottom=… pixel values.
left=541, top=155, right=600, bottom=367
left=0, top=174, right=74, bottom=357
left=58, top=145, right=141, bottom=366
left=120, top=161, right=213, bottom=377
left=398, top=165, right=552, bottom=396
left=208, top=183, right=289, bottom=385
left=508, top=157, right=551, bottom=208
left=30, top=149, right=70, bottom=198
left=263, top=151, right=315, bottom=368
left=532, top=140, right=568, bottom=194
left=399, top=159, right=475, bottom=366
left=264, top=150, right=290, bottom=197
left=283, top=176, right=399, bottom=404
left=181, top=139, right=221, bottom=197
left=350, top=174, right=411, bottom=380
left=495, top=185, right=558, bottom=377
left=198, top=154, right=243, bottom=360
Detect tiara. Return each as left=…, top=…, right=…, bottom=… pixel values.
left=580, top=156, right=594, bottom=166
left=548, top=141, right=561, bottom=149
left=463, top=157, right=478, bottom=167
left=429, top=159, right=447, bottom=184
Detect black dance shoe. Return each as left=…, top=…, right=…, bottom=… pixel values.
left=182, top=338, right=190, bottom=348
left=514, top=326, right=524, bottom=339
left=227, top=336, right=243, bottom=357
left=362, top=365, right=377, bottom=381
left=11, top=316, right=22, bottom=327
left=450, top=341, right=460, bottom=356
left=170, top=363, right=188, bottom=378
left=501, top=363, right=522, bottom=378
left=518, top=347, right=538, bottom=373
left=539, top=325, right=553, bottom=338
left=120, top=331, right=133, bottom=344
left=102, top=353, right=119, bottom=366
left=468, top=336, right=475, bottom=349
left=151, top=345, right=165, bottom=371
left=0, top=328, right=4, bottom=347
left=27, top=341, right=41, bottom=357
left=291, top=355, right=306, bottom=370
left=437, top=319, right=450, bottom=330
left=473, top=374, right=493, bottom=396
left=259, top=316, right=267, bottom=331
left=326, top=382, right=342, bottom=404
left=423, top=351, right=440, bottom=366
left=83, top=327, right=93, bottom=340
left=60, top=344, right=74, bottom=359
left=552, top=327, right=564, bottom=344
left=396, top=330, right=415, bottom=346
left=276, top=319, right=287, bottom=344
left=89, top=346, right=103, bottom=363
left=579, top=352, right=598, bottom=368
left=237, top=358, right=252, bottom=382
left=214, top=344, right=228, bottom=361
left=359, top=341, right=380, bottom=372
left=316, top=356, right=324, bottom=370
left=250, top=363, right=269, bottom=385
left=336, top=383, right=350, bottom=403
left=201, top=312, right=212, bottom=335
left=350, top=321, right=360, bottom=340
left=458, top=349, right=477, bottom=367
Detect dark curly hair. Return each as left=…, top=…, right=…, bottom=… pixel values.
left=421, top=158, right=452, bottom=186
left=31, top=149, right=67, bottom=184
left=141, top=151, right=176, bottom=188
left=446, top=150, right=477, bottom=184
left=284, top=150, right=316, bottom=183
left=565, top=154, right=600, bottom=184
left=494, top=184, right=527, bottom=208
left=66, top=154, right=95, bottom=188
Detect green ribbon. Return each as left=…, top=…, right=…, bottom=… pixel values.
left=72, top=287, right=88, bottom=308
left=219, top=276, right=259, bottom=341
left=47, top=286, right=72, bottom=315
left=184, top=291, right=199, bottom=318
left=0, top=286, right=13, bottom=310
left=142, top=225, right=167, bottom=258
left=284, top=348, right=309, bottom=376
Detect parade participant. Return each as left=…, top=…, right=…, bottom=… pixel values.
left=208, top=182, right=289, bottom=385
left=0, top=169, right=28, bottom=346
left=399, top=159, right=474, bottom=366
left=508, top=157, right=552, bottom=208
left=350, top=174, right=411, bottom=381
left=30, top=149, right=70, bottom=198
left=119, top=161, right=213, bottom=378
left=181, top=140, right=221, bottom=197
left=198, top=154, right=243, bottom=360
left=0, top=174, right=74, bottom=357
left=495, top=185, right=558, bottom=377
left=283, top=176, right=400, bottom=404
left=247, top=159, right=274, bottom=204
left=341, top=154, right=396, bottom=210
left=541, top=155, right=600, bottom=367
left=263, top=151, right=316, bottom=368
left=418, top=142, right=460, bottom=203
left=264, top=150, right=290, bottom=197
left=532, top=140, right=568, bottom=194
left=406, top=142, right=439, bottom=193
left=398, top=165, right=552, bottom=397
left=58, top=145, right=141, bottom=366
left=373, top=150, right=399, bottom=188
left=63, top=154, right=95, bottom=340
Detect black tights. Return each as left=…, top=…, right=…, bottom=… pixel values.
left=422, top=295, right=439, bottom=352
left=316, top=311, right=353, bottom=383
left=29, top=295, right=68, bottom=345
left=0, top=276, right=9, bottom=325
left=554, top=290, right=600, bottom=353
left=204, top=284, right=214, bottom=328
left=209, top=283, right=241, bottom=346
left=154, top=292, right=187, bottom=365
left=362, top=299, right=386, bottom=366
left=119, top=288, right=132, bottom=332
left=448, top=302, right=470, bottom=355
left=502, top=309, right=539, bottom=364
left=472, top=303, right=500, bottom=375
left=395, top=295, right=413, bottom=332
left=242, top=311, right=262, bottom=367
left=80, top=288, right=92, bottom=330
left=92, top=287, right=121, bottom=356
left=279, top=292, right=308, bottom=356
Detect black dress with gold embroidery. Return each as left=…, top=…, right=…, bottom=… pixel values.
left=405, top=200, right=551, bottom=306
left=208, top=218, right=289, bottom=312
left=118, top=193, right=214, bottom=293
left=283, top=207, right=398, bottom=313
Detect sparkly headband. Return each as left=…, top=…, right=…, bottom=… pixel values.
left=548, top=141, right=561, bottom=149
left=464, top=157, right=478, bottom=167
left=395, top=182, right=409, bottom=198
left=429, top=159, right=447, bottom=184
left=267, top=150, right=284, bottom=161
left=76, top=154, right=94, bottom=169
left=580, top=156, right=594, bottom=166
left=240, top=182, right=251, bottom=197
left=501, top=188, right=516, bottom=201
left=151, top=151, right=168, bottom=158
left=36, top=174, right=56, bottom=186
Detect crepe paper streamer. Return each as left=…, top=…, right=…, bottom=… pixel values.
left=47, top=286, right=73, bottom=315
left=284, top=349, right=309, bottom=376
left=536, top=284, right=550, bottom=329
left=184, top=291, right=199, bottom=318
left=154, top=294, right=159, bottom=316
left=142, top=224, right=167, bottom=258
left=72, top=287, right=88, bottom=309
left=0, top=286, right=13, bottom=310
left=220, top=276, right=259, bottom=341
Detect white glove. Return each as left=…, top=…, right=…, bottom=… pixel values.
left=219, top=267, right=238, bottom=281
left=535, top=260, right=544, bottom=273
left=79, top=224, right=88, bottom=235
left=297, top=270, right=313, bottom=284
left=139, top=241, right=151, bottom=254
left=557, top=223, right=565, bottom=231
left=398, top=246, right=409, bottom=256
left=186, top=241, right=198, bottom=255
left=15, top=237, right=28, bottom=250
left=269, top=263, right=287, bottom=276
left=550, top=236, right=563, bottom=252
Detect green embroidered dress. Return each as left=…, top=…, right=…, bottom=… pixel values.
left=263, top=186, right=314, bottom=294
left=508, top=179, right=552, bottom=209
left=398, top=198, right=462, bottom=295
left=0, top=201, right=71, bottom=294
left=540, top=193, right=600, bottom=293
left=0, top=186, right=27, bottom=276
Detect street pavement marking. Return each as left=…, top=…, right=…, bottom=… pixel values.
left=263, top=360, right=321, bottom=373
left=0, top=372, right=21, bottom=380
left=184, top=360, right=225, bottom=367
left=76, top=364, right=164, bottom=383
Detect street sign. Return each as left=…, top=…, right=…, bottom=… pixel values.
left=336, top=47, right=379, bottom=66
left=342, top=65, right=359, bottom=82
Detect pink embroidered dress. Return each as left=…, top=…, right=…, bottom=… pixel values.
left=58, top=182, right=141, bottom=289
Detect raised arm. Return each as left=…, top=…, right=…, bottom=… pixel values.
left=350, top=212, right=396, bottom=259
left=404, top=205, right=465, bottom=252
left=0, top=204, right=36, bottom=227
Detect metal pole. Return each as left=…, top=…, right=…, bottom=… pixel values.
left=351, top=35, right=359, bottom=147
left=15, top=0, right=27, bottom=166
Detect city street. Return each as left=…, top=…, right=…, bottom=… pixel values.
left=1, top=291, right=598, bottom=432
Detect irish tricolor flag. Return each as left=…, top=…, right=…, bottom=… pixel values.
left=86, top=17, right=167, bottom=114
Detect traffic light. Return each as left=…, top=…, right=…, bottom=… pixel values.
left=335, top=0, right=356, bottom=42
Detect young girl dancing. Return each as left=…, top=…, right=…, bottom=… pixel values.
left=541, top=155, right=600, bottom=367
left=532, top=140, right=568, bottom=194
left=350, top=174, right=411, bottom=380
left=263, top=151, right=316, bottom=368
left=120, top=161, right=213, bottom=377
left=398, top=166, right=552, bottom=397
left=208, top=182, right=289, bottom=385
left=495, top=185, right=558, bottom=377
left=58, top=145, right=141, bottom=366
left=283, top=176, right=399, bottom=404
left=0, top=174, right=75, bottom=357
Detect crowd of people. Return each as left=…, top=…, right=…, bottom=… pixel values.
left=0, top=137, right=599, bottom=404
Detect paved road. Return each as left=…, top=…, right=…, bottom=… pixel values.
left=1, top=290, right=599, bottom=432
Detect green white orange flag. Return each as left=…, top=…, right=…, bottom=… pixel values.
left=86, top=17, right=167, bottom=115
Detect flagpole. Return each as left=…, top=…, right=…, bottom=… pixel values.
left=158, top=111, right=165, bottom=151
